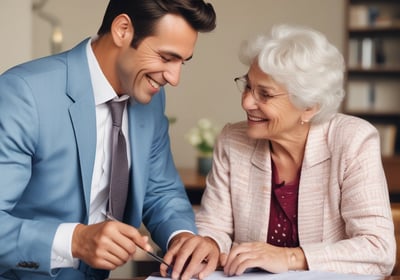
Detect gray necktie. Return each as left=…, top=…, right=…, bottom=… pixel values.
left=107, top=99, right=129, bottom=221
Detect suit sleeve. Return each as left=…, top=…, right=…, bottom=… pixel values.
left=139, top=88, right=197, bottom=252
left=0, top=72, right=59, bottom=274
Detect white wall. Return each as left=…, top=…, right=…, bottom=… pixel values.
left=0, top=0, right=32, bottom=73
left=1, top=0, right=345, bottom=168
left=32, top=0, right=108, bottom=58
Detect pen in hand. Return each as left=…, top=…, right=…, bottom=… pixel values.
left=104, top=211, right=174, bottom=275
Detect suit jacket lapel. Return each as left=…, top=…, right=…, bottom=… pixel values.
left=248, top=140, right=272, bottom=242
left=298, top=123, right=331, bottom=244
left=66, top=39, right=97, bottom=221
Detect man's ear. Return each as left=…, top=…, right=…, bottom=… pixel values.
left=111, top=14, right=134, bottom=47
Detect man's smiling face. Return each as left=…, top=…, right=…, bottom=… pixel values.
left=115, top=14, right=198, bottom=104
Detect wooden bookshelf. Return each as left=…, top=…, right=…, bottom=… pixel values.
left=344, top=0, right=400, bottom=198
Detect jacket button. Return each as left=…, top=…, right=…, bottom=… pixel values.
left=17, top=261, right=39, bottom=269
left=17, top=261, right=27, bottom=267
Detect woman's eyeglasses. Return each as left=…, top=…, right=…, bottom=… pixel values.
left=234, top=76, right=288, bottom=103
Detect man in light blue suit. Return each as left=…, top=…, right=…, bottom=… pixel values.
left=0, top=1, right=220, bottom=279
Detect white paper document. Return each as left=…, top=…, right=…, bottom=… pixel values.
left=146, top=270, right=383, bottom=280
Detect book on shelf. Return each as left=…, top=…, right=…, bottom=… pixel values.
left=349, top=5, right=399, bottom=28
left=346, top=81, right=375, bottom=112
left=348, top=39, right=360, bottom=68
left=361, top=38, right=374, bottom=68
left=374, top=16, right=397, bottom=28
left=349, top=5, right=369, bottom=28
left=374, top=124, right=397, bottom=157
left=347, top=38, right=386, bottom=69
left=346, top=81, right=400, bottom=114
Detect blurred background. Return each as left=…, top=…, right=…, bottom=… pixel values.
left=3, top=0, right=400, bottom=277
left=0, top=0, right=345, bottom=169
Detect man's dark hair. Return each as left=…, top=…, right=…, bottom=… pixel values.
left=97, top=0, right=216, bottom=48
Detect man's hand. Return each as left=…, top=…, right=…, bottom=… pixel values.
left=71, top=221, right=152, bottom=270
left=160, top=232, right=220, bottom=280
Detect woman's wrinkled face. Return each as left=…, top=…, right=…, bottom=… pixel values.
left=241, top=62, right=304, bottom=141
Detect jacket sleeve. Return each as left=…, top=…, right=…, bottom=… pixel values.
left=302, top=119, right=396, bottom=276
left=196, top=123, right=236, bottom=254
left=138, top=88, right=197, bottom=252
left=0, top=71, right=59, bottom=274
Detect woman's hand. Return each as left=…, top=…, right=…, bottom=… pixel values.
left=221, top=242, right=307, bottom=276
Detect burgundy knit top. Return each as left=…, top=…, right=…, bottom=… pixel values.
left=267, top=160, right=300, bottom=247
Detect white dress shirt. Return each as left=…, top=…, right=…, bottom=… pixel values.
left=50, top=38, right=130, bottom=268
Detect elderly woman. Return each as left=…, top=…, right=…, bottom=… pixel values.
left=196, top=24, right=396, bottom=276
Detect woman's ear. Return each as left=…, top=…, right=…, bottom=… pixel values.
left=110, top=14, right=134, bottom=47
left=301, top=104, right=319, bottom=123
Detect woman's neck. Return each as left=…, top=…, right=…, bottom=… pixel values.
left=269, top=126, right=309, bottom=183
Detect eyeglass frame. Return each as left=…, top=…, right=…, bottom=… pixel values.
left=234, top=75, right=289, bottom=104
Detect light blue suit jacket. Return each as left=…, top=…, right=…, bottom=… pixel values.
left=0, top=39, right=196, bottom=279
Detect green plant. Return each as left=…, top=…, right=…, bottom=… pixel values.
left=185, top=118, right=220, bottom=156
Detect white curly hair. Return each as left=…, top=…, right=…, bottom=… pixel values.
left=239, top=24, right=345, bottom=124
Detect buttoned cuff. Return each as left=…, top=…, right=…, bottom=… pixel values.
left=51, top=223, right=80, bottom=269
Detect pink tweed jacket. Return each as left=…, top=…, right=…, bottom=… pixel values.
left=196, top=113, right=396, bottom=275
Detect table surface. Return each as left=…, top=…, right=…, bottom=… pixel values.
left=110, top=276, right=400, bottom=280
left=177, top=167, right=206, bottom=205
left=178, top=167, right=206, bottom=190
